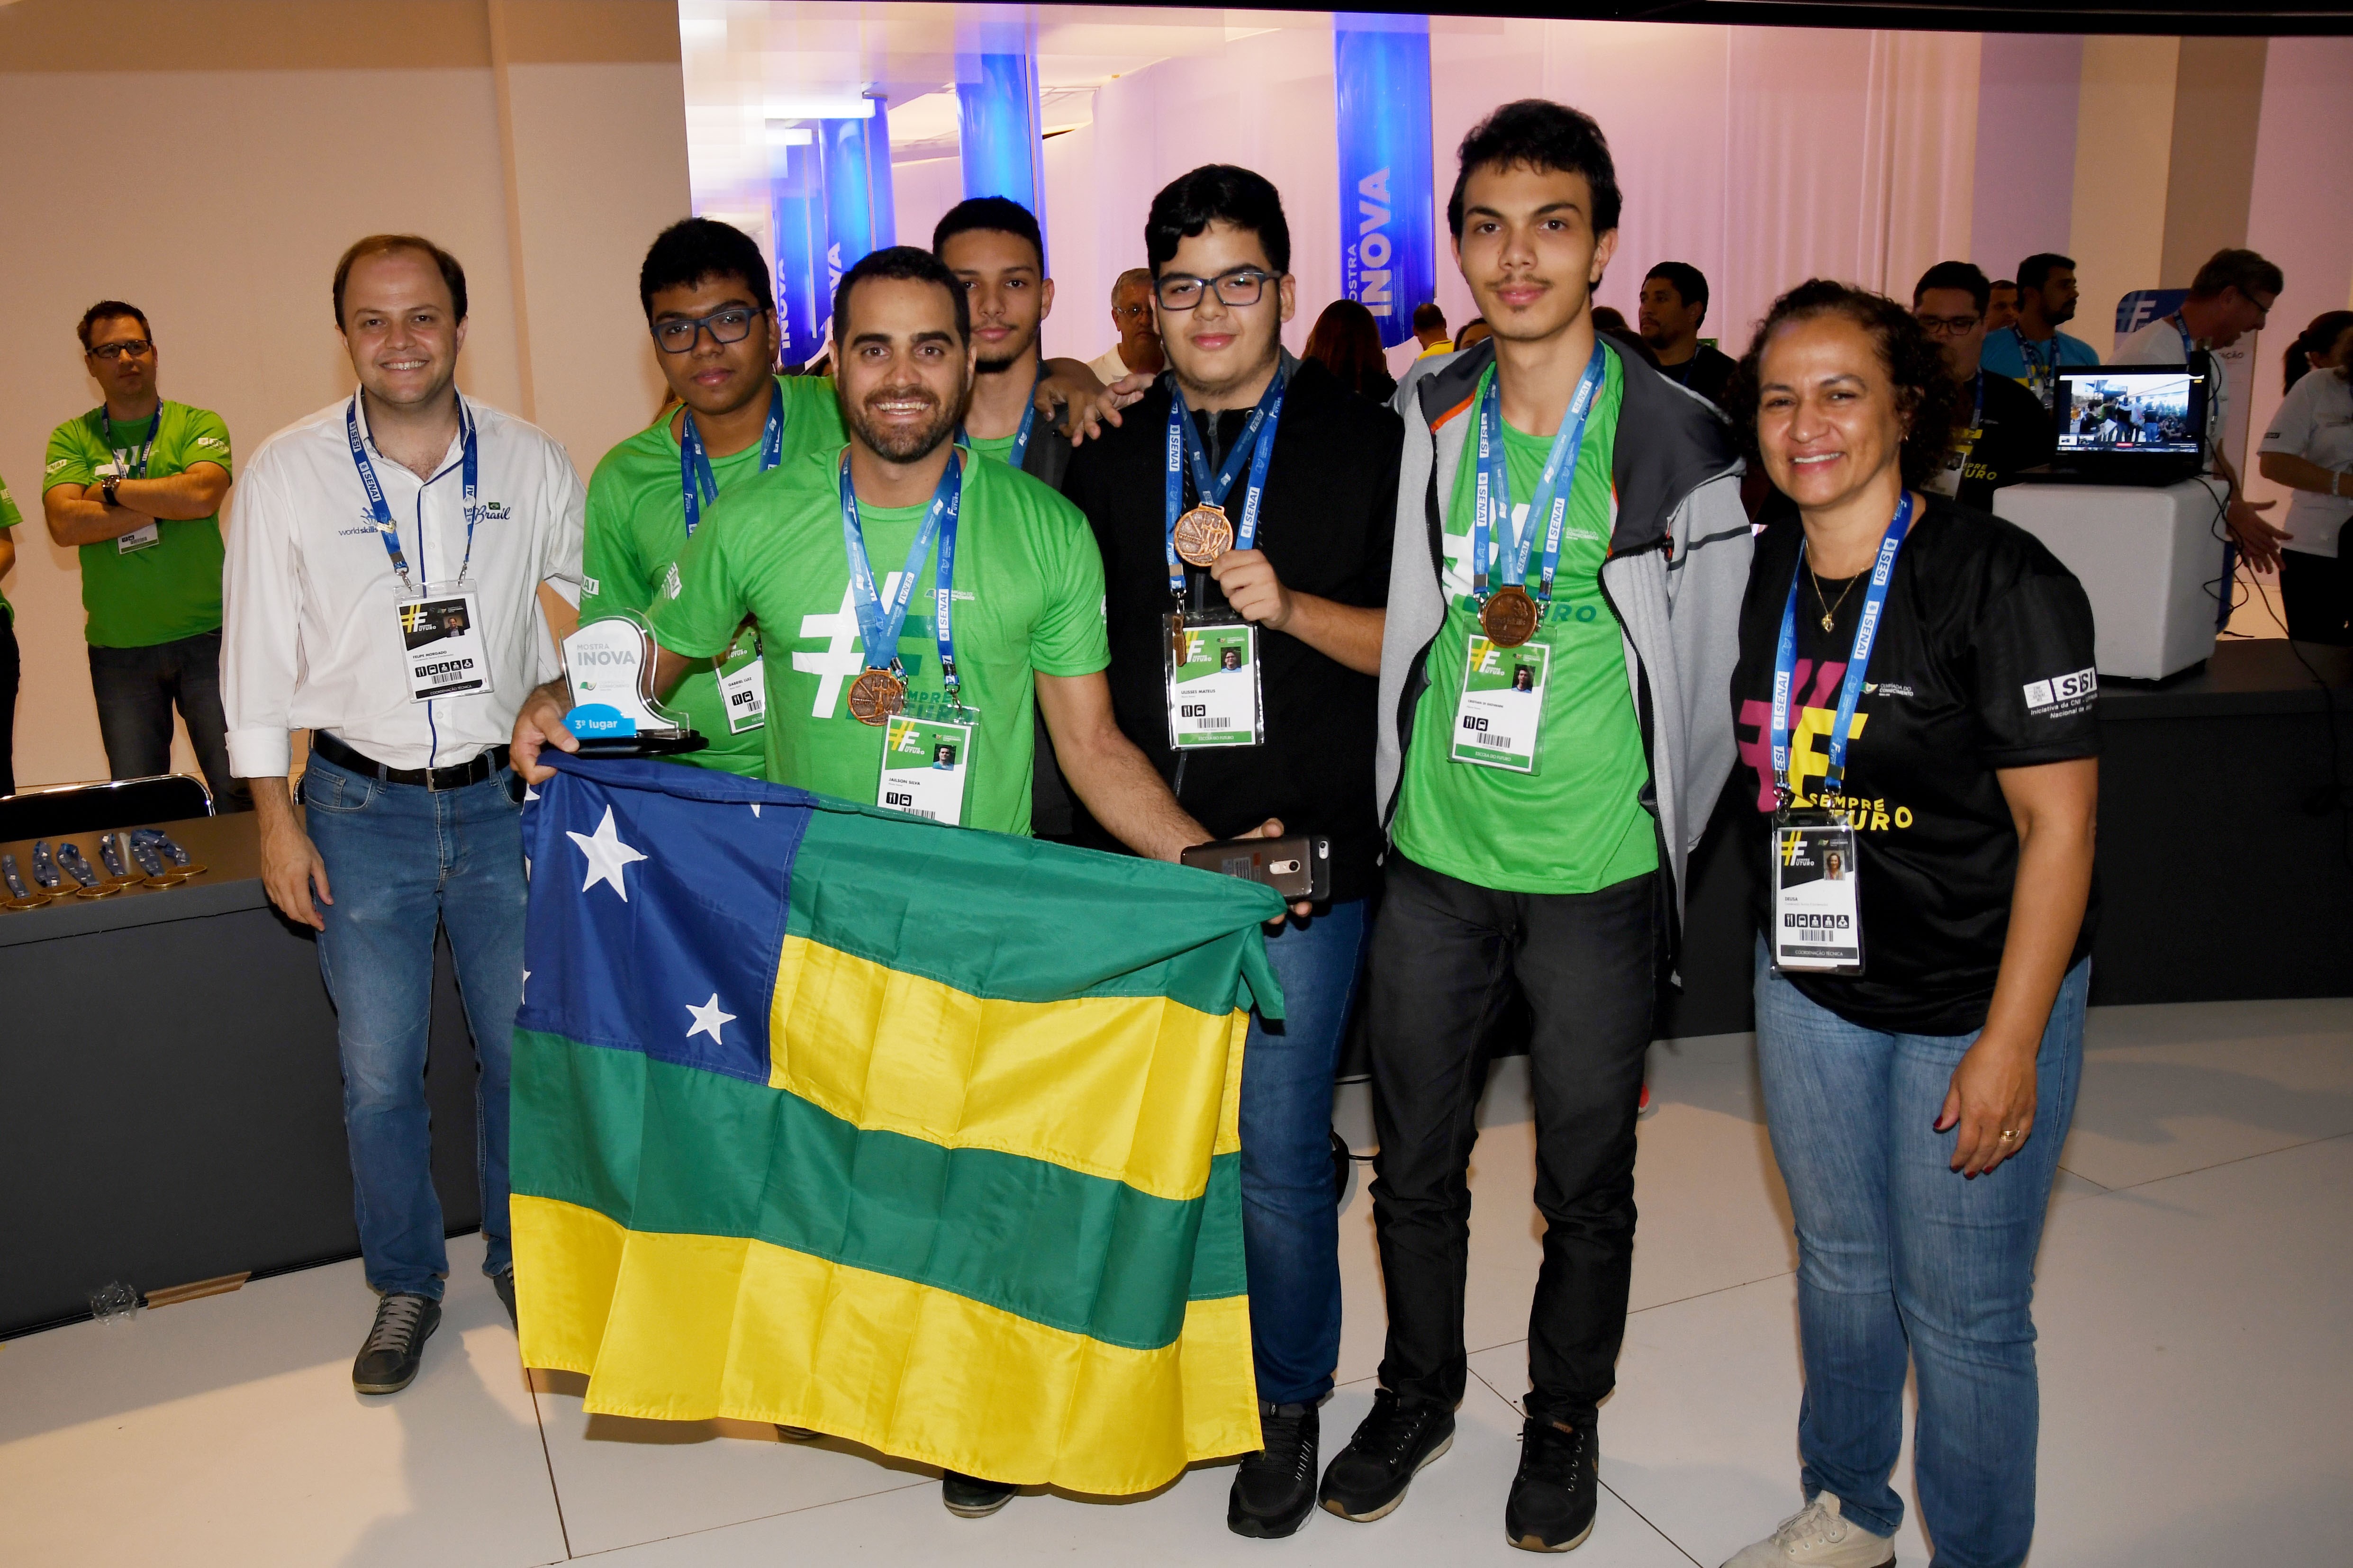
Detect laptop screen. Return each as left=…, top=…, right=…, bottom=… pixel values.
left=2054, top=368, right=2206, bottom=458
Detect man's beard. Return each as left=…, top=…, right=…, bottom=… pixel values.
left=2049, top=296, right=2077, bottom=326
left=974, top=328, right=1034, bottom=377
left=848, top=384, right=960, bottom=463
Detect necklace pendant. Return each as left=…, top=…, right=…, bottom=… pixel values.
left=1820, top=611, right=1836, bottom=632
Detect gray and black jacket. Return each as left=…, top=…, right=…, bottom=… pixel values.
left=1375, top=335, right=1753, bottom=952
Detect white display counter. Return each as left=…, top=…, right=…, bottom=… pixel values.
left=1994, top=477, right=2229, bottom=680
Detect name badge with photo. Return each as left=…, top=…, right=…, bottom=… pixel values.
left=1450, top=634, right=1550, bottom=773
left=1164, top=616, right=1262, bottom=749
left=1771, top=811, right=1864, bottom=974
left=397, top=584, right=493, bottom=703
left=95, top=462, right=160, bottom=553
left=878, top=709, right=975, bottom=826
left=718, top=655, right=766, bottom=735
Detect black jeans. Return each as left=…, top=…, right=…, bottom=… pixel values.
left=85, top=628, right=249, bottom=809
left=0, top=613, right=18, bottom=796
left=2280, top=549, right=2353, bottom=645
left=1366, top=854, right=1657, bottom=1425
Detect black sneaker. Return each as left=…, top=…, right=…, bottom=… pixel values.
left=1317, top=1388, right=1454, bottom=1522
left=941, top=1470, right=1018, bottom=1518
left=1229, top=1400, right=1320, bottom=1538
left=1505, top=1415, right=1598, bottom=1552
left=353, top=1292, right=441, bottom=1395
left=491, top=1270, right=517, bottom=1329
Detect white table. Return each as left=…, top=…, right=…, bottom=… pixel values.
left=1993, top=477, right=2229, bottom=680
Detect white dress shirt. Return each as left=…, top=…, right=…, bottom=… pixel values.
left=223, top=392, right=584, bottom=776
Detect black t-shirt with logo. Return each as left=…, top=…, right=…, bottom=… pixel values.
left=1061, top=358, right=1402, bottom=902
left=1933, top=369, right=2057, bottom=511
left=1730, top=494, right=2100, bottom=1034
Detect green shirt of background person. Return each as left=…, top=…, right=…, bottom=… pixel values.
left=41, top=303, right=234, bottom=649
left=581, top=219, right=848, bottom=778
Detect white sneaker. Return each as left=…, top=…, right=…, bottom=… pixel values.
left=1721, top=1494, right=1895, bottom=1567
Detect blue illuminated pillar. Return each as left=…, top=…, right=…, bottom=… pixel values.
left=821, top=100, right=896, bottom=282
left=956, top=48, right=1046, bottom=261
left=768, top=132, right=828, bottom=366
left=1334, top=14, right=1435, bottom=349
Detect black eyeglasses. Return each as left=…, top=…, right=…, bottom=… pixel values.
left=652, top=306, right=767, bottom=353
left=1915, top=314, right=1982, bottom=338
left=88, top=340, right=154, bottom=361
left=1155, top=269, right=1274, bottom=311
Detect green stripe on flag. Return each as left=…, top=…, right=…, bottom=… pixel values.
left=512, top=1030, right=1244, bottom=1351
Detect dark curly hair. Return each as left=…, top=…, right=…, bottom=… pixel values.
left=1725, top=278, right=1967, bottom=494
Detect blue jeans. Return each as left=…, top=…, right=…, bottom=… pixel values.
left=303, top=750, right=527, bottom=1299
left=1754, top=945, right=2088, bottom=1568
left=86, top=629, right=249, bottom=809
left=1241, top=897, right=1369, bottom=1406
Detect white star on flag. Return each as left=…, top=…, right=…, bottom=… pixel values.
left=749, top=802, right=761, bottom=818
left=686, top=993, right=736, bottom=1045
left=567, top=805, right=648, bottom=900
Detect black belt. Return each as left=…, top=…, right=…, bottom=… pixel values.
left=311, top=731, right=510, bottom=791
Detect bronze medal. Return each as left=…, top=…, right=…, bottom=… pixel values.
left=846, top=667, right=906, bottom=726
left=1479, top=585, right=1540, bottom=648
left=1172, top=504, right=1234, bottom=567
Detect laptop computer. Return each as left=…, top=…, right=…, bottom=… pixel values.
left=2015, top=365, right=2208, bottom=487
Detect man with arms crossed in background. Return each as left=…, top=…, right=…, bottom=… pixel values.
left=42, top=302, right=246, bottom=808
left=1089, top=267, right=1167, bottom=385
left=1061, top=163, right=1401, bottom=1540
left=580, top=218, right=844, bottom=779
left=224, top=235, right=584, bottom=1396
left=1324, top=100, right=1750, bottom=1552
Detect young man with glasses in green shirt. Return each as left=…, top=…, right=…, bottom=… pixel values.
left=41, top=301, right=245, bottom=806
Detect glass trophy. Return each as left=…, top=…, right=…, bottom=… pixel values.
left=561, top=612, right=706, bottom=757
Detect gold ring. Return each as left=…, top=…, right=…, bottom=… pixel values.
left=1998, top=1129, right=2018, bottom=1140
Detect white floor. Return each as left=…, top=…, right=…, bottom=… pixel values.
left=6, top=998, right=2349, bottom=1566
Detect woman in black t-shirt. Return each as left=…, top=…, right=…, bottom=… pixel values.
left=1717, top=282, right=2099, bottom=1568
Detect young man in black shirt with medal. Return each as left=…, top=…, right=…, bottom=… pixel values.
left=1911, top=261, right=2054, bottom=511
left=1061, top=164, right=1402, bottom=1540
left=1331, top=102, right=1753, bottom=1550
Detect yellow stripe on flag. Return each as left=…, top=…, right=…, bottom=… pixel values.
left=512, top=1193, right=1259, bottom=1496
left=770, top=935, right=1245, bottom=1199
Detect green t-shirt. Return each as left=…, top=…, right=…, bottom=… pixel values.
left=0, top=470, right=21, bottom=622
left=649, top=445, right=1109, bottom=836
left=1391, top=356, right=1659, bottom=895
left=581, top=377, right=848, bottom=777
left=42, top=401, right=233, bottom=648
left=964, top=432, right=1021, bottom=464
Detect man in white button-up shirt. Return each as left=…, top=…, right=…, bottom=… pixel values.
left=223, top=234, right=583, bottom=1396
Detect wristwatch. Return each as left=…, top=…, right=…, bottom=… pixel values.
left=100, top=476, right=121, bottom=508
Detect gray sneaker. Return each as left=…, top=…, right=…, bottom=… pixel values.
left=353, top=1292, right=441, bottom=1395
left=1721, top=1494, right=1895, bottom=1568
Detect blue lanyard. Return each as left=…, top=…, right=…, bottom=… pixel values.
left=347, top=395, right=479, bottom=593
left=1161, top=372, right=1286, bottom=597
left=99, top=408, right=161, bottom=479
left=1770, top=491, right=1914, bottom=803
left=836, top=453, right=965, bottom=704
left=957, top=366, right=1045, bottom=470
left=1968, top=371, right=1984, bottom=431
left=680, top=381, right=784, bottom=537
left=1473, top=345, right=1606, bottom=602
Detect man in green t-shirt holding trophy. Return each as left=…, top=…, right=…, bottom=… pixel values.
left=41, top=301, right=246, bottom=807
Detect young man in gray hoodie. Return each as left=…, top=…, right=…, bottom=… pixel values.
left=1318, top=99, right=1752, bottom=1552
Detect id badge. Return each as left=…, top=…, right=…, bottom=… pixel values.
left=878, top=708, right=975, bottom=826
left=718, top=656, right=766, bottom=734
left=397, top=583, right=494, bottom=702
left=96, top=463, right=160, bottom=553
left=1164, top=615, right=1262, bottom=748
left=1771, top=810, right=1864, bottom=974
left=1449, top=635, right=1549, bottom=773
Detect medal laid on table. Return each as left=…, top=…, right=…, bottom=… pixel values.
left=836, top=451, right=965, bottom=728
left=1468, top=346, right=1606, bottom=649
left=1766, top=491, right=1914, bottom=976
left=1163, top=369, right=1287, bottom=652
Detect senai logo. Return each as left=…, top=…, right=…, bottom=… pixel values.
left=1352, top=168, right=1394, bottom=322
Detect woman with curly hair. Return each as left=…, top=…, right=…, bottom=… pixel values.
left=1717, top=281, right=2100, bottom=1568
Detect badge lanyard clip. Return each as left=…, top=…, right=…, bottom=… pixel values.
left=837, top=453, right=964, bottom=707
left=1768, top=491, right=1915, bottom=811
left=1471, top=346, right=1605, bottom=614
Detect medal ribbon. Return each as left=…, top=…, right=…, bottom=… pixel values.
left=836, top=452, right=964, bottom=700
left=99, top=407, right=162, bottom=480
left=1770, top=490, right=1915, bottom=804
left=1472, top=345, right=1606, bottom=603
left=346, top=395, right=481, bottom=594
left=1162, top=371, right=1287, bottom=596
left=680, top=381, right=785, bottom=538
